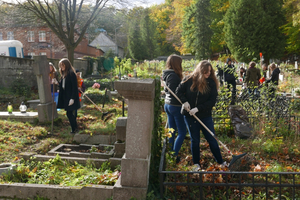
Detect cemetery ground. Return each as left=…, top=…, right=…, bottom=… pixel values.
left=1, top=60, right=300, bottom=199
left=0, top=90, right=124, bottom=189
left=2, top=91, right=300, bottom=199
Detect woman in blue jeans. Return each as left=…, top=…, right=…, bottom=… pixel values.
left=162, top=54, right=187, bottom=163
left=176, top=60, right=227, bottom=171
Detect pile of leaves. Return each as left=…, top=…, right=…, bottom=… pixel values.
left=0, top=154, right=120, bottom=187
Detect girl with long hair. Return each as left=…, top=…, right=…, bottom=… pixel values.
left=57, top=58, right=81, bottom=134
left=176, top=60, right=226, bottom=171
left=162, top=54, right=187, bottom=163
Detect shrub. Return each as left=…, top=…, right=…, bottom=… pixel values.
left=84, top=88, right=110, bottom=104
left=84, top=78, right=113, bottom=90
left=10, top=77, right=31, bottom=97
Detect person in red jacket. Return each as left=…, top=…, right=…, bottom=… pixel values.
left=76, top=69, right=86, bottom=102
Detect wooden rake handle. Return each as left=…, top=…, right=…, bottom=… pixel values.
left=79, top=88, right=102, bottom=113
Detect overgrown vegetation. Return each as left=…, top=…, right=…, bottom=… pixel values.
left=148, top=78, right=164, bottom=194
left=1, top=154, right=120, bottom=186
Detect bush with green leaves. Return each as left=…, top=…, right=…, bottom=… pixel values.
left=84, top=78, right=113, bottom=90
left=84, top=88, right=110, bottom=104
left=10, top=77, right=31, bottom=97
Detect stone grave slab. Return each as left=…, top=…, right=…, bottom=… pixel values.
left=48, top=144, right=115, bottom=159
left=73, top=133, right=116, bottom=145
left=0, top=112, right=38, bottom=123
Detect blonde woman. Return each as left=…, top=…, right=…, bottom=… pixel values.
left=176, top=60, right=226, bottom=171
left=57, top=58, right=81, bottom=134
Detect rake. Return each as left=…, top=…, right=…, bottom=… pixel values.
left=161, top=78, right=247, bottom=168
left=78, top=89, right=114, bottom=121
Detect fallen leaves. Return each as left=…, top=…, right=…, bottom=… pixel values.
left=254, top=164, right=262, bottom=172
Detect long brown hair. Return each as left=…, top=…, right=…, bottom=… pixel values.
left=59, top=58, right=76, bottom=78
left=166, top=54, right=183, bottom=80
left=269, top=63, right=276, bottom=71
left=49, top=62, right=57, bottom=79
left=188, top=60, right=219, bottom=94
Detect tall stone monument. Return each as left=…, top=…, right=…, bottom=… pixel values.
left=33, top=56, right=57, bottom=122
left=113, top=79, right=155, bottom=200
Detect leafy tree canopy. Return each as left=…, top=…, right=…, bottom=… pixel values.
left=224, top=0, right=286, bottom=63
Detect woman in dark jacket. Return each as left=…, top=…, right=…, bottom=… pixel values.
left=266, top=63, right=280, bottom=85
left=245, top=61, right=261, bottom=95
left=162, top=54, right=186, bottom=163
left=176, top=60, right=226, bottom=171
left=57, top=58, right=81, bottom=134
left=224, top=58, right=237, bottom=104
left=266, top=63, right=280, bottom=96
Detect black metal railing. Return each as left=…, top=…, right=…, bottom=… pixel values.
left=159, top=140, right=300, bottom=200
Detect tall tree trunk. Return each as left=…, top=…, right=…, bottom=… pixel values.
left=67, top=46, right=75, bottom=65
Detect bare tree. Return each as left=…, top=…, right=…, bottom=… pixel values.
left=1, top=0, right=111, bottom=64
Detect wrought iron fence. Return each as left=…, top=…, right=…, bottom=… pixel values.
left=214, top=89, right=292, bottom=118
left=159, top=140, right=300, bottom=200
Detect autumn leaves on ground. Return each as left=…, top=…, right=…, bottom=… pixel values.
left=163, top=110, right=300, bottom=174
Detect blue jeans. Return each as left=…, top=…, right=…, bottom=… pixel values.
left=248, top=88, right=259, bottom=95
left=184, top=116, right=223, bottom=165
left=164, top=104, right=187, bottom=156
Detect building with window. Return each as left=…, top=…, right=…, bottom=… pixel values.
left=0, top=26, right=104, bottom=59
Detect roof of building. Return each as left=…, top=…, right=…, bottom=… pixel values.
left=89, top=32, right=123, bottom=49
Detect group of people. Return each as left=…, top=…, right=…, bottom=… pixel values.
left=218, top=59, right=280, bottom=99
left=163, top=55, right=281, bottom=171
left=49, top=58, right=86, bottom=134
left=240, top=62, right=280, bottom=97
left=163, top=55, right=227, bottom=171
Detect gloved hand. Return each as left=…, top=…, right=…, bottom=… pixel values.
left=68, top=99, right=74, bottom=106
left=52, top=78, right=58, bottom=84
left=189, top=107, right=198, bottom=116
left=183, top=102, right=190, bottom=111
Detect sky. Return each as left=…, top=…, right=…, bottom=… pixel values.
left=134, top=0, right=165, bottom=7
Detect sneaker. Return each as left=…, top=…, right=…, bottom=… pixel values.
left=192, top=164, right=201, bottom=171
left=221, top=161, right=228, bottom=168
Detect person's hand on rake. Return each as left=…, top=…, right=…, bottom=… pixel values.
left=183, top=102, right=190, bottom=111
left=189, top=107, right=198, bottom=116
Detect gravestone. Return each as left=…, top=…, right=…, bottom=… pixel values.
left=92, top=61, right=99, bottom=75
left=33, top=56, right=57, bottom=122
left=113, top=79, right=155, bottom=200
